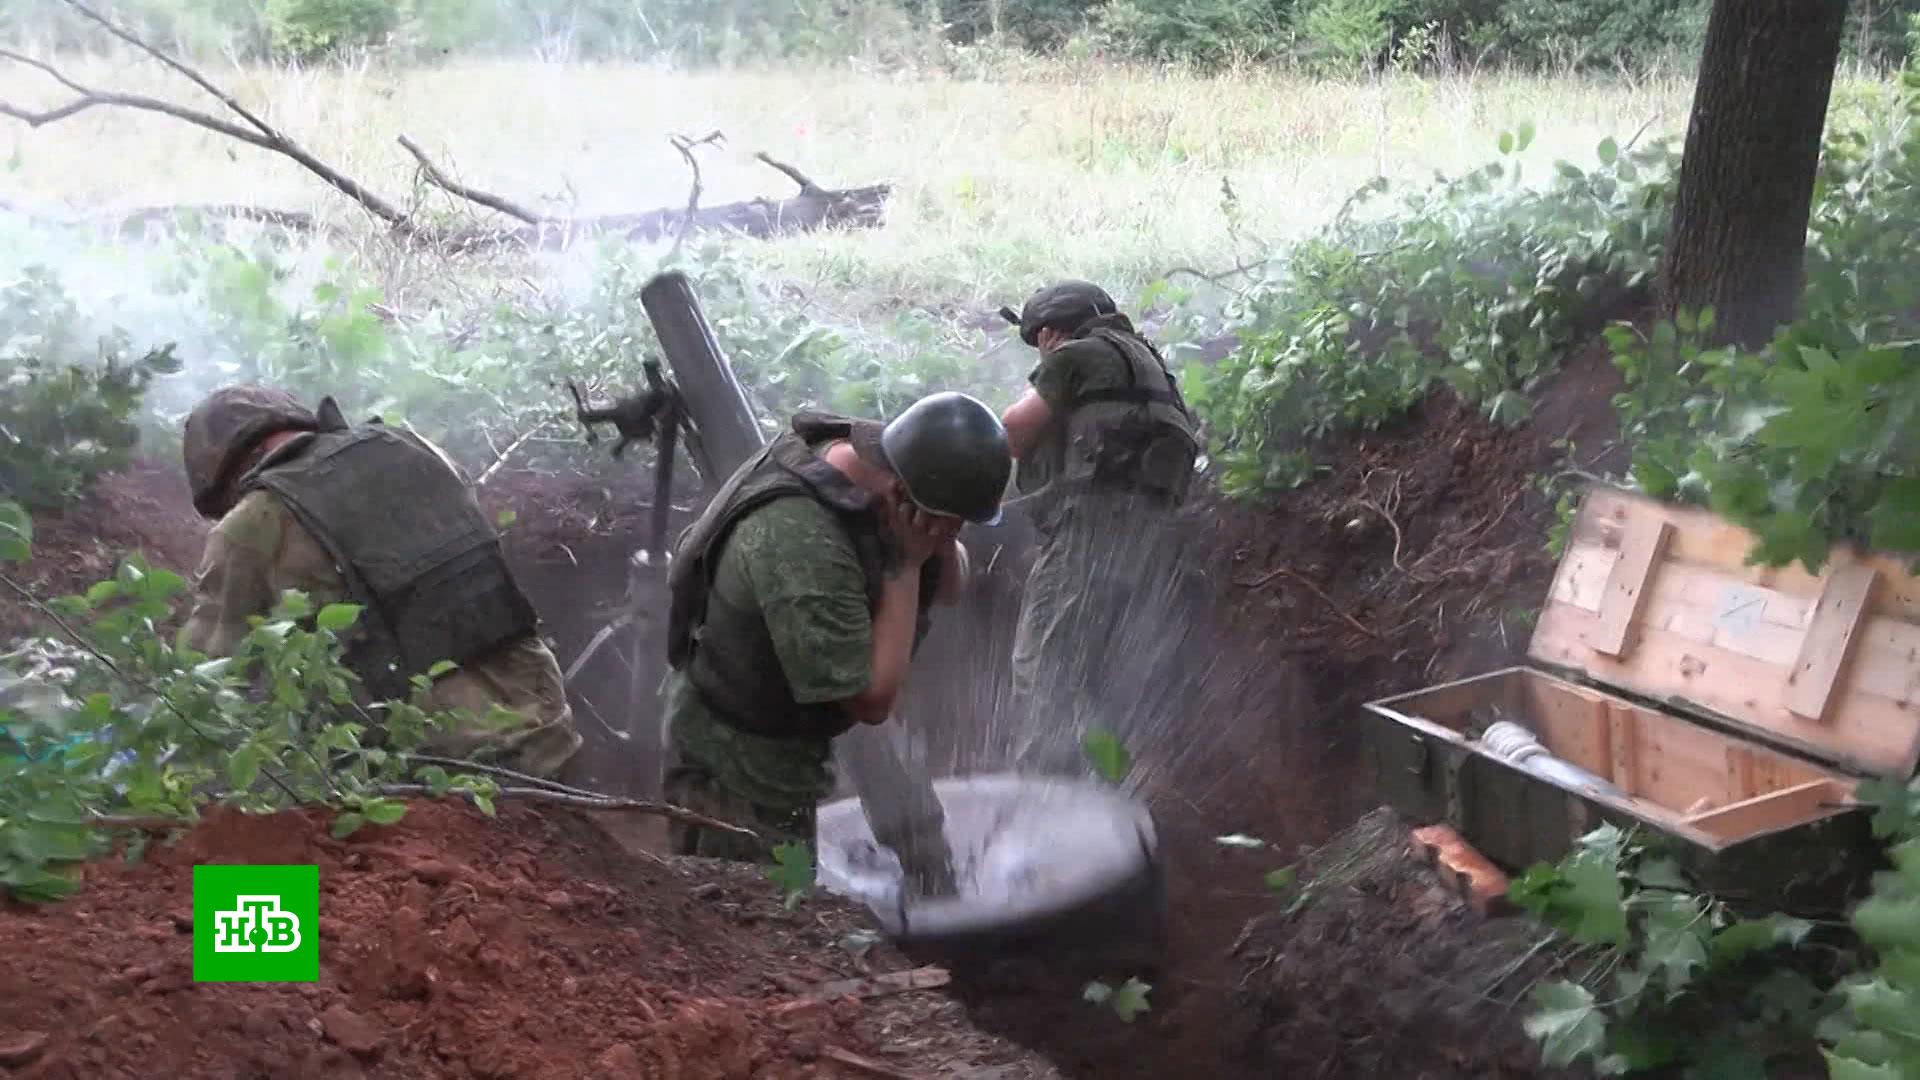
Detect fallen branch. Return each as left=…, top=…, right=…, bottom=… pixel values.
left=0, top=15, right=890, bottom=249
left=398, top=134, right=547, bottom=226
left=4, top=4, right=408, bottom=228
left=379, top=783, right=762, bottom=840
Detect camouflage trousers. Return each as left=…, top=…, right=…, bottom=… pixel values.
left=661, top=759, right=814, bottom=862
left=1008, top=494, right=1201, bottom=776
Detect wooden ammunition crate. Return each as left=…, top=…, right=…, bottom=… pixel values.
left=1360, top=486, right=1920, bottom=911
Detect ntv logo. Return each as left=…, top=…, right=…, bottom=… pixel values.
left=213, top=895, right=303, bottom=953
left=193, top=865, right=319, bottom=982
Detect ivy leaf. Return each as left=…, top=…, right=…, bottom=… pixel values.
left=1597, top=136, right=1619, bottom=165
left=426, top=660, right=458, bottom=679
left=1498, top=131, right=1515, bottom=155
left=1524, top=981, right=1605, bottom=1067
left=1081, top=730, right=1132, bottom=785
left=1264, top=866, right=1297, bottom=893
left=330, top=812, right=367, bottom=839
left=1559, top=849, right=1629, bottom=946
left=1517, top=120, right=1536, bottom=151
left=1633, top=856, right=1690, bottom=891
left=1712, top=914, right=1814, bottom=967
left=1082, top=980, right=1113, bottom=1005
left=1107, top=977, right=1152, bottom=1023
left=764, top=842, right=814, bottom=910
left=362, top=799, right=408, bottom=826
left=1640, top=894, right=1710, bottom=995
left=316, top=604, right=362, bottom=633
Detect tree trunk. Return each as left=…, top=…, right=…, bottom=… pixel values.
left=1660, top=0, right=1849, bottom=349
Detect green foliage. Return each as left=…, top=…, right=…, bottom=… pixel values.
left=1606, top=77, right=1920, bottom=572
left=764, top=841, right=815, bottom=910
left=1821, top=779, right=1920, bottom=1078
left=1512, top=825, right=1831, bottom=1076
left=0, top=503, right=498, bottom=902
left=265, top=0, right=396, bottom=58
left=0, top=269, right=181, bottom=510
left=1191, top=128, right=1677, bottom=496
left=1083, top=976, right=1153, bottom=1022
left=8, top=0, right=1895, bottom=70
left=1081, top=729, right=1133, bottom=784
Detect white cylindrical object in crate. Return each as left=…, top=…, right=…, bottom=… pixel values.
left=1479, top=720, right=1626, bottom=800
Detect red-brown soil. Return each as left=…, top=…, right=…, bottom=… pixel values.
left=0, top=338, right=1628, bottom=1079
left=0, top=798, right=1054, bottom=1079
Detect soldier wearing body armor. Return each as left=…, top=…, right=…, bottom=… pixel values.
left=180, top=386, right=581, bottom=779
left=661, top=393, right=1010, bottom=868
left=997, top=282, right=1202, bottom=772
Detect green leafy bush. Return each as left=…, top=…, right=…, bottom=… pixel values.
left=265, top=0, right=396, bottom=58
left=1608, top=76, right=1920, bottom=571
left=0, top=504, right=498, bottom=901
left=1512, top=825, right=1830, bottom=1076
left=0, top=267, right=182, bottom=510
left=1190, top=126, right=1677, bottom=495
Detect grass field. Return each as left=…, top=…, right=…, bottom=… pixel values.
left=0, top=54, right=1730, bottom=311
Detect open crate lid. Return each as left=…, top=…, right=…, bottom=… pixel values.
left=1527, top=485, right=1920, bottom=779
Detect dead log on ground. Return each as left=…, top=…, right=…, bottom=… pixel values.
left=0, top=1, right=890, bottom=248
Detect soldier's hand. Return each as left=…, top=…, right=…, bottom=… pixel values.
left=890, top=498, right=961, bottom=569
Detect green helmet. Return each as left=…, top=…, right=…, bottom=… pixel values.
left=182, top=385, right=317, bottom=519
left=1000, top=281, right=1119, bottom=347
left=879, top=392, right=1011, bottom=525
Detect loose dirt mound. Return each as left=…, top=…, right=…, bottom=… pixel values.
left=0, top=800, right=1056, bottom=1080
left=1234, top=809, right=1564, bottom=1079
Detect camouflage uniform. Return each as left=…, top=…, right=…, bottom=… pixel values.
left=662, top=412, right=954, bottom=861
left=1008, top=314, right=1200, bottom=774
left=182, top=471, right=581, bottom=781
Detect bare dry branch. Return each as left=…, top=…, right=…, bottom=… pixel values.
left=754, top=151, right=825, bottom=196
left=398, top=134, right=548, bottom=226
left=378, top=783, right=761, bottom=839
left=0, top=41, right=407, bottom=227
left=667, top=129, right=725, bottom=259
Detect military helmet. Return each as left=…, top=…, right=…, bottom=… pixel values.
left=1001, top=280, right=1119, bottom=347
left=182, top=385, right=318, bottom=519
left=877, top=392, right=1011, bottom=526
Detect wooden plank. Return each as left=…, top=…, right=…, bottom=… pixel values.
left=1519, top=677, right=1615, bottom=778
left=1681, top=780, right=1849, bottom=842
left=1587, top=517, right=1674, bottom=658
left=1569, top=486, right=1920, bottom=621
left=1607, top=701, right=1640, bottom=798
left=1532, top=598, right=1920, bottom=777
left=1787, top=565, right=1880, bottom=723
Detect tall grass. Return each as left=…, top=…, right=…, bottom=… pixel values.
left=0, top=54, right=1731, bottom=315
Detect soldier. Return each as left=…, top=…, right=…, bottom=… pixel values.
left=996, top=281, right=1203, bottom=771
left=180, top=386, right=581, bottom=779
left=661, top=392, right=1011, bottom=865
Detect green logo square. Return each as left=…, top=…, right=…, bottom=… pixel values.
left=192, top=865, right=319, bottom=983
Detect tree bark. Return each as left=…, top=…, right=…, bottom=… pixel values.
left=1659, top=0, right=1849, bottom=350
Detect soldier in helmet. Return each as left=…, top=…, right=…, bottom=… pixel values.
left=179, top=386, right=581, bottom=779
left=996, top=282, right=1202, bottom=770
left=661, top=393, right=1011, bottom=867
